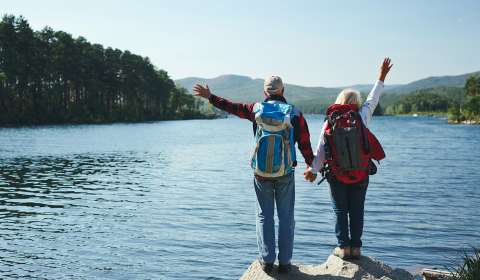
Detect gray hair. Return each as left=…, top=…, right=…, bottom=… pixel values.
left=335, top=89, right=361, bottom=107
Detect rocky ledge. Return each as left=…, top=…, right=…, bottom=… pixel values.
left=448, top=119, right=480, bottom=124
left=240, top=255, right=413, bottom=280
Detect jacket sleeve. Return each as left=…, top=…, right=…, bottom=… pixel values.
left=308, top=121, right=328, bottom=173
left=208, top=94, right=255, bottom=122
left=359, top=80, right=384, bottom=127
left=293, top=111, right=314, bottom=167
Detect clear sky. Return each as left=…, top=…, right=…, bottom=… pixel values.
left=2, top=0, right=479, bottom=87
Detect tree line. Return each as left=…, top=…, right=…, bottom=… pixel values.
left=383, top=75, right=480, bottom=119
left=384, top=93, right=452, bottom=115
left=0, top=15, right=205, bottom=125
left=379, top=86, right=466, bottom=111
left=449, top=74, right=480, bottom=122
left=295, top=101, right=382, bottom=116
left=293, top=102, right=331, bottom=115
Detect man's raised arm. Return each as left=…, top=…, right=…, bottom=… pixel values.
left=193, top=84, right=255, bottom=122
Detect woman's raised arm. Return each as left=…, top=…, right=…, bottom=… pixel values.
left=360, top=58, right=393, bottom=127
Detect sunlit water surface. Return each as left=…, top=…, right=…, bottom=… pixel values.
left=0, top=116, right=479, bottom=279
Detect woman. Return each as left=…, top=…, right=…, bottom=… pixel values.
left=304, top=58, right=393, bottom=259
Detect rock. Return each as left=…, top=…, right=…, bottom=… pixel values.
left=387, top=268, right=415, bottom=280
left=447, top=119, right=480, bottom=124
left=240, top=255, right=413, bottom=280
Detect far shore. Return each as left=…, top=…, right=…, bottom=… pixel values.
left=0, top=114, right=217, bottom=127
left=303, top=113, right=447, bottom=117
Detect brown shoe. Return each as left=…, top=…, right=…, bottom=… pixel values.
left=351, top=247, right=361, bottom=259
left=333, top=246, right=351, bottom=259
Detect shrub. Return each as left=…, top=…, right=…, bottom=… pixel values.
left=444, top=245, right=480, bottom=280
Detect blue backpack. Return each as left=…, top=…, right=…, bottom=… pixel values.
left=251, top=102, right=296, bottom=178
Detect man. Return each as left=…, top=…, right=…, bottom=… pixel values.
left=192, top=76, right=316, bottom=274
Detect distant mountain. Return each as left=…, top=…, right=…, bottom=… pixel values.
left=176, top=70, right=480, bottom=106
left=384, top=71, right=480, bottom=94
left=336, top=84, right=404, bottom=92
left=176, top=75, right=341, bottom=105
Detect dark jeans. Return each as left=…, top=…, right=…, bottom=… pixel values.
left=329, top=176, right=368, bottom=249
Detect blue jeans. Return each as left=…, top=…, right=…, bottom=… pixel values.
left=329, top=176, right=368, bottom=249
left=254, top=172, right=295, bottom=265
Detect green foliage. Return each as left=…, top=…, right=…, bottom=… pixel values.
left=458, top=74, right=480, bottom=120
left=463, top=97, right=480, bottom=119
left=380, top=86, right=467, bottom=110
left=381, top=76, right=480, bottom=121
left=385, top=71, right=480, bottom=94
left=448, top=101, right=463, bottom=122
left=292, top=103, right=331, bottom=115
left=464, top=74, right=480, bottom=98
left=0, top=14, right=203, bottom=124
left=444, top=245, right=480, bottom=280
left=206, top=103, right=215, bottom=114
left=385, top=93, right=453, bottom=115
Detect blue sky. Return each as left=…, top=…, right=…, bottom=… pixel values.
left=3, top=0, right=480, bottom=87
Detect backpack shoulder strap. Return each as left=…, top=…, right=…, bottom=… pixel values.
left=355, top=112, right=370, bottom=155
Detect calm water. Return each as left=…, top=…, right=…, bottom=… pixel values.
left=0, top=116, right=479, bottom=279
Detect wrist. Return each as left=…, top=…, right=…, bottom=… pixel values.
left=378, top=74, right=386, bottom=82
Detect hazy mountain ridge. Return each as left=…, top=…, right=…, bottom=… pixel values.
left=383, top=71, right=480, bottom=94
left=176, top=71, right=480, bottom=105
left=176, top=75, right=341, bottom=104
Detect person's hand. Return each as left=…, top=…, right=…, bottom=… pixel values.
left=192, top=84, right=212, bottom=99
left=303, top=170, right=317, bottom=183
left=378, top=57, right=393, bottom=83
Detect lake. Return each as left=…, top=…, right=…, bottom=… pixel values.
left=1, top=115, right=479, bottom=279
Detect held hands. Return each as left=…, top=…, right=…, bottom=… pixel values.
left=378, top=57, right=393, bottom=83
left=192, top=84, right=212, bottom=99
left=303, top=169, right=317, bottom=183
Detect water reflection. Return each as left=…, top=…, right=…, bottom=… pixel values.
left=0, top=152, right=171, bottom=279
left=0, top=118, right=479, bottom=279
left=0, top=154, right=154, bottom=217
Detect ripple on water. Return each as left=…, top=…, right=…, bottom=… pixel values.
left=0, top=118, right=479, bottom=279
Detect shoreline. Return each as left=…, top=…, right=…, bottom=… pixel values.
left=448, top=119, right=480, bottom=124
left=0, top=114, right=220, bottom=127
left=303, top=113, right=447, bottom=117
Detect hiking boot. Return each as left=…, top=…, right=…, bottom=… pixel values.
left=351, top=247, right=361, bottom=259
left=333, top=246, right=351, bottom=259
left=258, top=258, right=273, bottom=273
left=278, top=263, right=291, bottom=274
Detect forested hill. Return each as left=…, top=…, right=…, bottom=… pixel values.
left=378, top=86, right=467, bottom=109
left=177, top=75, right=341, bottom=105
left=178, top=70, right=480, bottom=107
left=385, top=93, right=454, bottom=115
left=384, top=71, right=480, bottom=94
left=0, top=15, right=203, bottom=125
